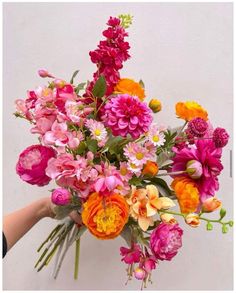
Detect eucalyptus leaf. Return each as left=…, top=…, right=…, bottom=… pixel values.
left=75, top=82, right=86, bottom=94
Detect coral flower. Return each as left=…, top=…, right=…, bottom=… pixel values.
left=142, top=161, right=159, bottom=176
left=175, top=101, right=208, bottom=121
left=102, top=94, right=152, bottom=139
left=171, top=176, right=200, bottom=214
left=82, top=192, right=129, bottom=239
left=127, top=185, right=175, bottom=231
left=114, top=78, right=145, bottom=101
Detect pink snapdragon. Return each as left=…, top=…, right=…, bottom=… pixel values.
left=120, top=244, right=142, bottom=264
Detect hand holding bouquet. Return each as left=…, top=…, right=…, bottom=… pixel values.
left=14, top=14, right=232, bottom=289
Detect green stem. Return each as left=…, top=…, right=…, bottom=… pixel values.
left=74, top=238, right=80, bottom=280
left=156, top=170, right=187, bottom=177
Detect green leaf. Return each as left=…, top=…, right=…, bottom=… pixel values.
left=76, top=141, right=87, bottom=155
left=92, top=75, right=106, bottom=98
left=129, top=176, right=142, bottom=186
left=70, top=70, right=79, bottom=84
left=139, top=79, right=145, bottom=89
left=156, top=151, right=173, bottom=168
left=75, top=82, right=86, bottom=94
left=206, top=222, right=213, bottom=231
left=86, top=138, right=98, bottom=153
left=219, top=208, right=226, bottom=220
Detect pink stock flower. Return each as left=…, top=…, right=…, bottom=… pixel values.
left=65, top=100, right=93, bottom=124
left=51, top=188, right=71, bottom=206
left=120, top=243, right=142, bottom=264
left=150, top=223, right=183, bottom=261
left=16, top=145, right=55, bottom=186
left=31, top=116, right=56, bottom=135
left=54, top=83, right=77, bottom=113
left=213, top=127, right=229, bottom=148
left=172, top=139, right=223, bottom=201
left=94, top=162, right=124, bottom=196
left=102, top=94, right=152, bottom=139
left=88, top=16, right=130, bottom=95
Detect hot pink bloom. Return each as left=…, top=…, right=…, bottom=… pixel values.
left=150, top=223, right=183, bottom=261
left=16, top=145, right=55, bottom=186
left=213, top=127, right=229, bottom=148
left=94, top=162, right=124, bottom=196
left=54, top=83, right=77, bottom=113
left=102, top=94, right=152, bottom=139
left=51, top=188, right=71, bottom=206
left=172, top=139, right=223, bottom=201
left=187, top=118, right=208, bottom=138
left=120, top=244, right=142, bottom=264
left=142, top=256, right=157, bottom=273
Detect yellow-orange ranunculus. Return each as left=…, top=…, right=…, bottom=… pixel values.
left=114, top=78, right=145, bottom=101
left=142, top=161, right=159, bottom=176
left=127, top=185, right=175, bottom=231
left=171, top=176, right=200, bottom=214
left=149, top=99, right=162, bottom=113
left=175, top=101, right=208, bottom=121
left=81, top=192, right=129, bottom=239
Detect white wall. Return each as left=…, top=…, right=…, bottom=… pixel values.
left=3, top=2, right=233, bottom=290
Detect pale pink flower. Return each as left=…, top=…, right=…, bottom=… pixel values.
left=42, top=121, right=71, bottom=147
left=31, top=116, right=56, bottom=135
left=85, top=119, right=108, bottom=146
left=38, top=69, right=54, bottom=78
left=65, top=100, right=93, bottom=123
left=147, top=124, right=166, bottom=147
left=119, top=161, right=133, bottom=181
left=124, top=142, right=149, bottom=166
left=127, top=161, right=142, bottom=176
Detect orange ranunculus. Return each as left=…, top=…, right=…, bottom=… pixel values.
left=171, top=176, right=200, bottom=214
left=81, top=192, right=129, bottom=239
left=142, top=161, right=159, bottom=176
left=175, top=101, right=208, bottom=121
left=114, top=78, right=145, bottom=101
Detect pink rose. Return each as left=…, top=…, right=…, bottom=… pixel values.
left=16, top=145, right=55, bottom=186
left=51, top=188, right=71, bottom=206
left=150, top=223, right=183, bottom=261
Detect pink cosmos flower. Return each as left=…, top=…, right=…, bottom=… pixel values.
left=94, top=162, right=124, bottom=196
left=16, top=145, right=55, bottom=186
left=120, top=244, right=142, bottom=264
left=150, top=223, right=183, bottom=261
left=51, top=188, right=71, bottom=206
left=172, top=139, right=223, bottom=201
left=102, top=94, right=152, bottom=139
left=147, top=124, right=166, bottom=147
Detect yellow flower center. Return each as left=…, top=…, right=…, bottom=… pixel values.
left=94, top=205, right=121, bottom=235
left=152, top=135, right=160, bottom=142
left=136, top=152, right=144, bottom=160
left=130, top=163, right=138, bottom=169
left=120, top=167, right=128, bottom=176
left=94, top=129, right=101, bottom=136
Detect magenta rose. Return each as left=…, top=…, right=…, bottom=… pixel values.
left=16, top=145, right=55, bottom=186
left=150, top=223, right=183, bottom=261
left=51, top=188, right=71, bottom=206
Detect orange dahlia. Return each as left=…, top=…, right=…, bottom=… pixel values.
left=175, top=101, right=208, bottom=121
left=171, top=176, right=200, bottom=214
left=114, top=78, right=145, bottom=101
left=81, top=192, right=129, bottom=239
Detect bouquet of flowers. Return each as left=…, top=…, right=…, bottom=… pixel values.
left=14, top=14, right=233, bottom=289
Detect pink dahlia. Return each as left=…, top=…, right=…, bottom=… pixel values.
left=150, top=223, right=183, bottom=261
left=102, top=94, right=152, bottom=139
left=213, top=127, right=229, bottom=148
left=172, top=139, right=223, bottom=201
left=16, top=145, right=55, bottom=186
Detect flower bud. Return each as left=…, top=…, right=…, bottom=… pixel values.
left=202, top=197, right=222, bottom=213
left=186, top=160, right=203, bottom=179
left=38, top=69, right=54, bottom=78
left=158, top=197, right=175, bottom=210
left=149, top=99, right=162, bottom=113
left=160, top=213, right=177, bottom=224
left=142, top=161, right=159, bottom=176
left=185, top=213, right=200, bottom=228
left=134, top=267, right=147, bottom=280
left=51, top=188, right=72, bottom=206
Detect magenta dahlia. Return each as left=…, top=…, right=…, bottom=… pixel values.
left=172, top=139, right=223, bottom=201
left=102, top=94, right=152, bottom=139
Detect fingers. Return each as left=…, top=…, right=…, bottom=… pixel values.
left=69, top=211, right=83, bottom=225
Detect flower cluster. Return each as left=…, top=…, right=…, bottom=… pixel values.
left=14, top=14, right=232, bottom=288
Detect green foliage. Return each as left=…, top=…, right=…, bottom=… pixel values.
left=76, top=141, right=87, bottom=155
left=92, top=75, right=106, bottom=98
left=70, top=70, right=79, bottom=84
left=129, top=176, right=142, bottom=186
left=75, top=82, right=86, bottom=94
left=219, top=208, right=226, bottom=220
left=118, top=14, right=133, bottom=29
left=86, top=137, right=98, bottom=153
left=206, top=222, right=213, bottom=231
